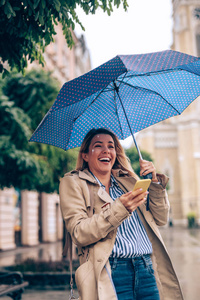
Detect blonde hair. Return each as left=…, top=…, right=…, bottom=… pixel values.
left=76, top=128, right=138, bottom=179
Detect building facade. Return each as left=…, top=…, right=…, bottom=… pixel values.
left=138, top=0, right=200, bottom=225
left=32, top=25, right=91, bottom=86
left=0, top=26, right=91, bottom=251
left=0, top=188, right=63, bottom=250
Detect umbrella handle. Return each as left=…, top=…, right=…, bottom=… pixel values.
left=132, top=134, right=143, bottom=160
left=132, top=134, right=152, bottom=210
left=143, top=173, right=152, bottom=211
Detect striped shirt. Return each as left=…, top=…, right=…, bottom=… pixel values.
left=91, top=172, right=152, bottom=258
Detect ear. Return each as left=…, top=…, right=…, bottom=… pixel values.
left=82, top=153, right=89, bottom=162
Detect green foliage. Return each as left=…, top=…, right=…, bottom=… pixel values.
left=0, top=69, right=78, bottom=192
left=0, top=96, right=31, bottom=148
left=0, top=98, right=42, bottom=190
left=125, top=147, right=153, bottom=177
left=0, top=0, right=128, bottom=75
left=2, top=69, right=59, bottom=129
left=33, top=145, right=79, bottom=192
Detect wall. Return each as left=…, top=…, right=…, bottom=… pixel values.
left=41, top=192, right=63, bottom=243
left=21, top=190, right=39, bottom=246
left=0, top=188, right=16, bottom=250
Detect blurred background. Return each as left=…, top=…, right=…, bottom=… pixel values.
left=0, top=0, right=200, bottom=299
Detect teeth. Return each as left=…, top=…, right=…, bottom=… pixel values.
left=99, top=158, right=110, bottom=162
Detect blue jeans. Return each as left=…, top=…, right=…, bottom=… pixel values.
left=109, top=255, right=160, bottom=300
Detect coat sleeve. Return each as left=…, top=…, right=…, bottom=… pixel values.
left=148, top=173, right=170, bottom=226
left=59, top=175, right=130, bottom=247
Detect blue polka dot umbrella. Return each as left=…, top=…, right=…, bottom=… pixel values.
left=30, top=50, right=200, bottom=155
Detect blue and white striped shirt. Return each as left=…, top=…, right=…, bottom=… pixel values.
left=91, top=173, right=152, bottom=258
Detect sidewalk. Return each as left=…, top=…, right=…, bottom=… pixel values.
left=1, top=226, right=200, bottom=300
left=0, top=289, right=79, bottom=300
left=0, top=241, right=63, bottom=267
left=160, top=226, right=200, bottom=300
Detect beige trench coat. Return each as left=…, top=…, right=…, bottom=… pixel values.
left=59, top=169, right=183, bottom=300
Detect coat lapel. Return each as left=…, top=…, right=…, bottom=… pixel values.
left=97, top=187, right=113, bottom=204
left=113, top=170, right=137, bottom=193
left=79, top=169, right=97, bottom=183
left=79, top=169, right=114, bottom=204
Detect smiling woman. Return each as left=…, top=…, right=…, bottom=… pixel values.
left=81, top=134, right=116, bottom=193
left=59, top=128, right=183, bottom=300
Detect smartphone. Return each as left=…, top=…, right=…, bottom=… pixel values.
left=132, top=179, right=151, bottom=192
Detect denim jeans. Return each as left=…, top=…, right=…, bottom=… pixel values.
left=109, top=255, right=160, bottom=300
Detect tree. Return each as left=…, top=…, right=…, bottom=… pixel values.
left=125, top=147, right=153, bottom=178
left=126, top=145, right=170, bottom=191
left=0, top=0, right=128, bottom=76
left=2, top=68, right=59, bottom=129
left=0, top=95, right=43, bottom=190
left=0, top=69, right=78, bottom=192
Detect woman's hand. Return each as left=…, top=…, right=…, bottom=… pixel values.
left=139, top=159, right=158, bottom=182
left=119, top=189, right=149, bottom=213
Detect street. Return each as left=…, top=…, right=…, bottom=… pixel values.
left=160, top=226, right=200, bottom=300
left=1, top=226, right=200, bottom=300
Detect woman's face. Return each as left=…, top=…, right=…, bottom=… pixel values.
left=82, top=134, right=117, bottom=177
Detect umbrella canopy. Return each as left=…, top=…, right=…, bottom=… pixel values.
left=30, top=50, right=200, bottom=151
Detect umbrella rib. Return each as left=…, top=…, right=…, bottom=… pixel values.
left=114, top=86, right=126, bottom=140
left=116, top=79, right=181, bottom=115
left=51, top=86, right=115, bottom=113
left=122, top=67, right=189, bottom=79
left=112, top=73, right=128, bottom=140
left=114, top=81, right=143, bottom=159
left=117, top=71, right=128, bottom=87
left=73, top=86, right=115, bottom=122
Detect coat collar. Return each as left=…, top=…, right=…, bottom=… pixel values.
left=75, top=168, right=137, bottom=204
left=77, top=168, right=137, bottom=186
left=77, top=168, right=137, bottom=195
left=77, top=168, right=147, bottom=218
left=78, top=169, right=99, bottom=184
left=112, top=169, right=137, bottom=192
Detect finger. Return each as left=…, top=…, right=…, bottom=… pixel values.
left=140, top=164, right=156, bottom=177
left=131, top=191, right=149, bottom=204
left=124, top=188, right=145, bottom=200
left=135, top=191, right=149, bottom=202
left=119, top=191, right=133, bottom=205
left=140, top=167, right=154, bottom=176
left=140, top=162, right=152, bottom=172
left=132, top=188, right=143, bottom=196
left=128, top=193, right=148, bottom=212
left=139, top=159, right=151, bottom=167
left=120, top=190, right=148, bottom=212
left=137, top=196, right=147, bottom=207
left=140, top=159, right=154, bottom=167
left=140, top=162, right=154, bottom=171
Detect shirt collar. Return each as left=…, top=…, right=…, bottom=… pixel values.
left=89, top=171, right=118, bottom=190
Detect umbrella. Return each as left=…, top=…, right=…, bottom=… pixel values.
left=30, top=50, right=200, bottom=156
left=30, top=49, right=200, bottom=210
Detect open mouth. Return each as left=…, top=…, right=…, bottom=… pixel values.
left=98, top=157, right=111, bottom=162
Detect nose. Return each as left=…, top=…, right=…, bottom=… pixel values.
left=102, top=145, right=110, bottom=153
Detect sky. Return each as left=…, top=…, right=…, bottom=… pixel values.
left=75, top=0, right=173, bottom=69
left=74, top=0, right=173, bottom=147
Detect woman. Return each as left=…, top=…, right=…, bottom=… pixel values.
left=59, top=128, right=183, bottom=300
